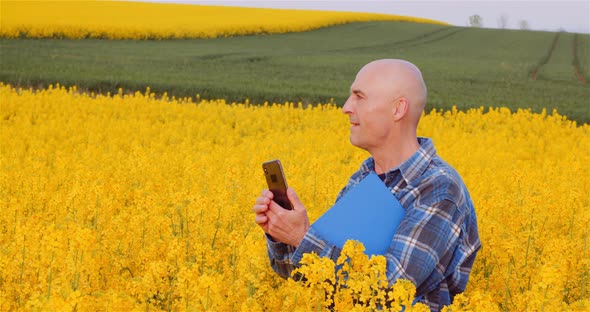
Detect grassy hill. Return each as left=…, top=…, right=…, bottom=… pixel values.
left=1, top=21, right=589, bottom=123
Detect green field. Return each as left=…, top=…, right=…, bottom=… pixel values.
left=1, top=22, right=589, bottom=123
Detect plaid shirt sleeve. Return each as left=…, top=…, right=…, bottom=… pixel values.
left=265, top=228, right=343, bottom=279
left=265, top=234, right=297, bottom=279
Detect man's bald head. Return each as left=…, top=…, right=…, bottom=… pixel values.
left=355, top=59, right=427, bottom=125
left=343, top=59, right=428, bottom=156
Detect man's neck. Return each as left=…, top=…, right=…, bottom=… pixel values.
left=371, top=137, right=420, bottom=175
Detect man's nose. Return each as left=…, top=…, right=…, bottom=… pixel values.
left=342, top=97, right=353, bottom=114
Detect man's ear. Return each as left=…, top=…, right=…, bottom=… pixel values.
left=393, top=98, right=409, bottom=121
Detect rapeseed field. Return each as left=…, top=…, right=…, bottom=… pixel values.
left=1, top=1, right=445, bottom=40
left=1, top=84, right=588, bottom=311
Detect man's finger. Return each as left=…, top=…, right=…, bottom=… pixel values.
left=287, top=187, right=303, bottom=210
left=255, top=214, right=268, bottom=225
left=266, top=200, right=286, bottom=217
left=253, top=204, right=269, bottom=214
left=261, top=189, right=273, bottom=199
left=255, top=196, right=270, bottom=205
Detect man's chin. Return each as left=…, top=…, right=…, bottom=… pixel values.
left=349, top=136, right=365, bottom=150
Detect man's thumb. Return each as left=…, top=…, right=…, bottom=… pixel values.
left=287, top=187, right=302, bottom=209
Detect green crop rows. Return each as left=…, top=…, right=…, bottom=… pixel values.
left=1, top=21, right=588, bottom=123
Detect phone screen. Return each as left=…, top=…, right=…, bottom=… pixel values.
left=262, top=159, right=293, bottom=210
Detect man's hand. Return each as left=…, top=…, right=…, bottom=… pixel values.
left=253, top=187, right=310, bottom=247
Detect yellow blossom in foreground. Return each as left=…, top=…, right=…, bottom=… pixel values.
left=294, top=241, right=430, bottom=311
left=0, top=84, right=588, bottom=311
left=0, top=1, right=447, bottom=40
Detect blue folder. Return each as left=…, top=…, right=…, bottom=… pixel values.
left=311, top=172, right=406, bottom=256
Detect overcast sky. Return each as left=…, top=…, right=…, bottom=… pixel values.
left=151, top=0, right=590, bottom=33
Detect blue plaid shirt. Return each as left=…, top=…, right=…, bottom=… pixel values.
left=266, top=137, right=481, bottom=311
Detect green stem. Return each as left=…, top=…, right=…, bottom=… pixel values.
left=581, top=230, right=588, bottom=299
left=185, top=280, right=189, bottom=311
left=210, top=206, right=222, bottom=249
left=524, top=207, right=535, bottom=269
left=142, top=218, right=146, bottom=249
left=19, top=236, right=26, bottom=285
left=47, top=252, right=55, bottom=299
left=503, top=264, right=512, bottom=312
left=540, top=285, right=550, bottom=312
left=185, top=202, right=191, bottom=262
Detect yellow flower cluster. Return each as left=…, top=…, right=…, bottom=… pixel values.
left=1, top=84, right=588, bottom=311
left=0, top=1, right=446, bottom=40
left=295, top=241, right=430, bottom=311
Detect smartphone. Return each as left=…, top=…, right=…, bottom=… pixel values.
left=262, top=159, right=293, bottom=210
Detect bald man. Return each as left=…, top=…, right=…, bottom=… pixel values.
left=253, top=59, right=481, bottom=311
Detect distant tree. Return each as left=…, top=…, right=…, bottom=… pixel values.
left=519, top=20, right=530, bottom=30
left=469, top=15, right=483, bottom=27
left=498, top=14, right=509, bottom=29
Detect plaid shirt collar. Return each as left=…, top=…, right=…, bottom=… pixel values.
left=358, top=137, right=436, bottom=185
